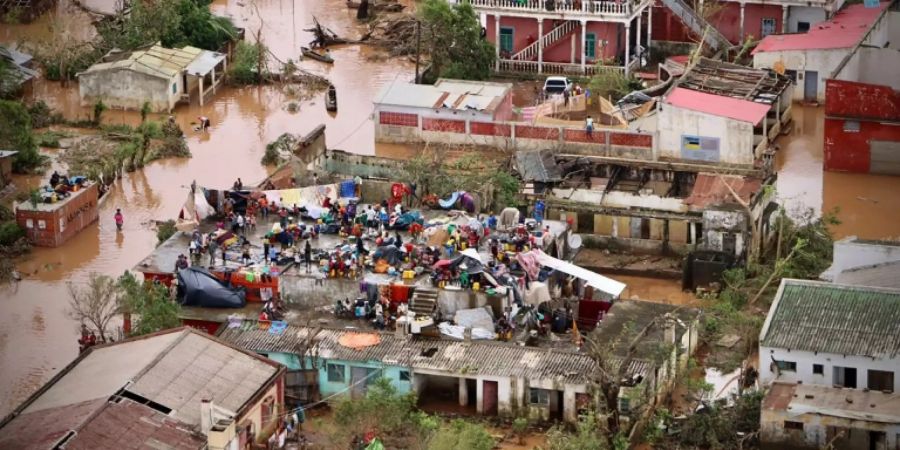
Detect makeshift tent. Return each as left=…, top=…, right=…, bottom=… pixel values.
left=176, top=267, right=247, bottom=308
left=533, top=249, right=626, bottom=297
left=453, top=307, right=495, bottom=330
left=176, top=188, right=215, bottom=232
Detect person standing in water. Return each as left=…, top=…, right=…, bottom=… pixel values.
left=114, top=209, right=124, bottom=231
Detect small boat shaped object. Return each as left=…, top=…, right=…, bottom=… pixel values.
left=301, top=46, right=334, bottom=64
left=325, top=84, right=338, bottom=112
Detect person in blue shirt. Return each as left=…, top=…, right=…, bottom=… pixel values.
left=533, top=200, right=545, bottom=226
left=486, top=213, right=498, bottom=231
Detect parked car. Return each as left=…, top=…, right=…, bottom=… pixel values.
left=543, top=76, right=572, bottom=95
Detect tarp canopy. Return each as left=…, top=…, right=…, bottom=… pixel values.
left=533, top=249, right=626, bottom=297
left=176, top=267, right=247, bottom=308
left=454, top=307, right=495, bottom=330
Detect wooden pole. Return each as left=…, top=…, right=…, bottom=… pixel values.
left=414, top=20, right=421, bottom=84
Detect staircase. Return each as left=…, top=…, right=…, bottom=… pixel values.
left=659, top=0, right=732, bottom=52
left=409, top=288, right=438, bottom=316
left=511, top=20, right=579, bottom=61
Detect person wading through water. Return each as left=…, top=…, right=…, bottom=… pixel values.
left=114, top=209, right=124, bottom=231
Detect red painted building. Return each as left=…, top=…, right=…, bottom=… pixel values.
left=823, top=7, right=900, bottom=176
left=15, top=182, right=99, bottom=247
left=824, top=80, right=900, bottom=174
left=468, top=0, right=651, bottom=75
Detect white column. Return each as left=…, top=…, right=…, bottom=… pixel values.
left=459, top=378, right=469, bottom=406
left=647, top=5, right=652, bottom=61
left=198, top=76, right=204, bottom=107
left=495, top=14, right=501, bottom=71
left=624, top=22, right=631, bottom=76
left=689, top=222, right=696, bottom=245
left=211, top=69, right=217, bottom=93
left=636, top=12, right=642, bottom=64
left=739, top=3, right=746, bottom=42
left=781, top=5, right=789, bottom=33
left=580, top=20, right=587, bottom=73
left=538, top=18, right=544, bottom=74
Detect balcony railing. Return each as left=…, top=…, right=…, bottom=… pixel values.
left=497, top=57, right=639, bottom=75
left=467, top=0, right=634, bottom=17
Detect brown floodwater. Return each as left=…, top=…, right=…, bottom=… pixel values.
left=2, top=3, right=898, bottom=417
left=775, top=105, right=900, bottom=240
left=0, top=0, right=414, bottom=415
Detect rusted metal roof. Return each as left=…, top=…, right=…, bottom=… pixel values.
left=753, top=2, right=891, bottom=54
left=128, top=331, right=280, bottom=427
left=760, top=279, right=900, bottom=358
left=763, top=382, right=900, bottom=424
left=684, top=173, right=762, bottom=209
left=590, top=300, right=701, bottom=358
left=0, top=398, right=105, bottom=450
left=218, top=322, right=625, bottom=383
left=65, top=399, right=205, bottom=450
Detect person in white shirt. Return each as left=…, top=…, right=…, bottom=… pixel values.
left=585, top=115, right=594, bottom=137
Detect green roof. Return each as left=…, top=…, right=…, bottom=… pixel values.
left=760, top=279, right=900, bottom=358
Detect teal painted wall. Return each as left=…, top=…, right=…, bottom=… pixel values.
left=304, top=356, right=413, bottom=397
left=257, top=352, right=413, bottom=397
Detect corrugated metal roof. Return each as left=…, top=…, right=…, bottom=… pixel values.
left=666, top=87, right=771, bottom=124
left=217, top=322, right=637, bottom=383
left=753, top=2, right=891, bottom=54
left=81, top=45, right=201, bottom=79
left=763, top=382, right=900, bottom=423
left=760, top=279, right=900, bottom=358
left=374, top=78, right=511, bottom=112
left=591, top=300, right=701, bottom=358
left=834, top=260, right=900, bottom=289
left=0, top=398, right=106, bottom=450
left=65, top=399, right=205, bottom=450
left=128, top=331, right=279, bottom=427
left=684, top=173, right=763, bottom=209
left=184, top=50, right=226, bottom=76
left=516, top=150, right=563, bottom=182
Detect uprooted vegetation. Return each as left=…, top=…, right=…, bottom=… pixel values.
left=63, top=118, right=190, bottom=182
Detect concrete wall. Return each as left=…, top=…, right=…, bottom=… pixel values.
left=375, top=107, right=654, bottom=156
left=79, top=69, right=181, bottom=112
left=551, top=187, right=689, bottom=213
left=702, top=208, right=747, bottom=257
left=310, top=357, right=413, bottom=397
left=786, top=6, right=827, bottom=33
left=658, top=104, right=755, bottom=165
left=753, top=48, right=848, bottom=102
left=759, top=346, right=900, bottom=391
left=710, top=2, right=785, bottom=43
left=16, top=183, right=100, bottom=247
left=761, top=407, right=900, bottom=449
left=238, top=380, right=282, bottom=442
left=485, top=17, right=622, bottom=63
left=279, top=273, right=363, bottom=308
left=820, top=237, right=900, bottom=281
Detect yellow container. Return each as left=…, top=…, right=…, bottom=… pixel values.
left=403, top=270, right=414, bottom=279
left=472, top=282, right=480, bottom=291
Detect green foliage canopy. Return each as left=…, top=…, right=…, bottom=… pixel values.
left=419, top=0, right=495, bottom=81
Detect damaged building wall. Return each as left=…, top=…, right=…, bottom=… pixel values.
left=658, top=105, right=756, bottom=166
left=760, top=407, right=900, bottom=450
left=702, top=208, right=747, bottom=257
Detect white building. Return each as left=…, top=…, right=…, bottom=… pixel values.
left=820, top=236, right=900, bottom=288
left=78, top=44, right=226, bottom=112
left=759, top=278, right=900, bottom=392
left=657, top=58, right=793, bottom=167
left=373, top=78, right=514, bottom=146
left=761, top=382, right=900, bottom=449
left=751, top=1, right=895, bottom=103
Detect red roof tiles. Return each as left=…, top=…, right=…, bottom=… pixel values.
left=684, top=173, right=762, bottom=209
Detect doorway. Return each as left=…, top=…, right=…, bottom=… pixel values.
left=804, top=70, right=818, bottom=103
left=483, top=381, right=499, bottom=415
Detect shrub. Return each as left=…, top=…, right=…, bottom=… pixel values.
left=427, top=419, right=494, bottom=450
left=0, top=221, right=25, bottom=246
left=156, top=220, right=177, bottom=245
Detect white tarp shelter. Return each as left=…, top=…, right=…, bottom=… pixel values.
left=533, top=249, right=626, bottom=297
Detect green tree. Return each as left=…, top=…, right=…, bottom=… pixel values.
left=420, top=0, right=495, bottom=81
left=97, top=0, right=236, bottom=52
left=546, top=413, right=611, bottom=450
left=118, top=271, right=181, bottom=336
left=0, top=100, right=45, bottom=173
left=427, top=419, right=494, bottom=450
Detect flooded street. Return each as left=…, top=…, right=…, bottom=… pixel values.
left=776, top=105, right=900, bottom=240
left=0, top=0, right=413, bottom=415
left=1, top=0, right=898, bottom=419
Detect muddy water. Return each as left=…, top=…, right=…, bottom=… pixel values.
left=614, top=275, right=698, bottom=306
left=776, top=105, right=900, bottom=240
left=0, top=0, right=413, bottom=415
